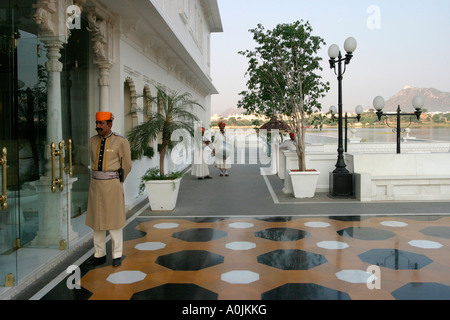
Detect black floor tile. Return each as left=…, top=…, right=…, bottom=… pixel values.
left=262, top=283, right=351, bottom=300
left=257, top=249, right=327, bottom=270
left=359, top=249, right=433, bottom=270
left=392, top=282, right=450, bottom=300
left=131, top=283, right=218, bottom=300
left=156, top=250, right=224, bottom=271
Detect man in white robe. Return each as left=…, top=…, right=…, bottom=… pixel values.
left=192, top=127, right=213, bottom=179
left=214, top=122, right=232, bottom=176
left=280, top=132, right=297, bottom=151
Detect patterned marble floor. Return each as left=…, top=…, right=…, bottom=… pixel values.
left=39, top=214, right=450, bottom=300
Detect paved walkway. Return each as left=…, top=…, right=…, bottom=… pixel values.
left=9, top=160, right=450, bottom=303
left=150, top=163, right=450, bottom=218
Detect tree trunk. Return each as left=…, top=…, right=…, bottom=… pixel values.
left=296, top=146, right=306, bottom=171
left=295, top=119, right=307, bottom=171
left=159, top=141, right=168, bottom=177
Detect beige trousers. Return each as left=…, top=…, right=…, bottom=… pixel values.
left=93, top=229, right=123, bottom=259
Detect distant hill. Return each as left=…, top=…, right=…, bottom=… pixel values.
left=384, top=86, right=450, bottom=113
left=219, top=107, right=243, bottom=117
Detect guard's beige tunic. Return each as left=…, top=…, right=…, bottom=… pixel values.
left=86, top=132, right=132, bottom=231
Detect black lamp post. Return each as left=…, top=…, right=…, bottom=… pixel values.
left=373, top=95, right=424, bottom=154
left=328, top=37, right=357, bottom=197
left=345, top=105, right=363, bottom=152
left=330, top=105, right=363, bottom=152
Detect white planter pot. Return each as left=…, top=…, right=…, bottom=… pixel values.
left=145, top=177, right=182, bottom=211
left=289, top=170, right=320, bottom=198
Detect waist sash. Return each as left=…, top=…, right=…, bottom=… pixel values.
left=92, top=171, right=119, bottom=180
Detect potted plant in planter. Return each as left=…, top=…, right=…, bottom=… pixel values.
left=138, top=168, right=184, bottom=211
left=238, top=20, right=329, bottom=198
left=127, top=87, right=203, bottom=210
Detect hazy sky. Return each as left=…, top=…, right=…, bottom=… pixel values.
left=210, top=0, right=450, bottom=115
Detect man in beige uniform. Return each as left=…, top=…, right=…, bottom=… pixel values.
left=86, top=112, right=132, bottom=267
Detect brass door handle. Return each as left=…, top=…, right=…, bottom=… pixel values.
left=58, top=141, right=65, bottom=191
left=51, top=142, right=57, bottom=193
left=51, top=141, right=65, bottom=193
left=66, top=139, right=73, bottom=177
left=0, top=147, right=7, bottom=211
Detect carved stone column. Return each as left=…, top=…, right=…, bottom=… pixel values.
left=86, top=9, right=115, bottom=111
left=98, top=63, right=112, bottom=111
left=44, top=40, right=64, bottom=174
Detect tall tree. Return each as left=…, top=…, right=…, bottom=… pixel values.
left=238, top=20, right=329, bottom=170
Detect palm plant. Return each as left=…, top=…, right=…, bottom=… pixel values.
left=127, top=87, right=203, bottom=178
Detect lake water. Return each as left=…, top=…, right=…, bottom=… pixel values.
left=308, top=127, right=450, bottom=143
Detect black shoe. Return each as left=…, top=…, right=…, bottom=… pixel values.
left=204, top=176, right=212, bottom=179
left=86, top=255, right=106, bottom=267
left=113, top=257, right=122, bottom=267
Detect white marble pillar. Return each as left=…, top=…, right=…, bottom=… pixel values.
left=44, top=41, right=64, bottom=175
left=31, top=40, right=78, bottom=248
left=98, top=63, right=112, bottom=111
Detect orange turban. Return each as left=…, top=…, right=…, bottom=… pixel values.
left=96, top=112, right=113, bottom=121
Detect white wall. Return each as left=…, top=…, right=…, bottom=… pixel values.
left=349, top=153, right=450, bottom=201
left=118, top=38, right=211, bottom=208
left=152, top=0, right=213, bottom=77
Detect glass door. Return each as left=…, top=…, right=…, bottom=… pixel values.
left=0, top=0, right=19, bottom=288
left=14, top=27, right=71, bottom=251
left=0, top=1, right=74, bottom=287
